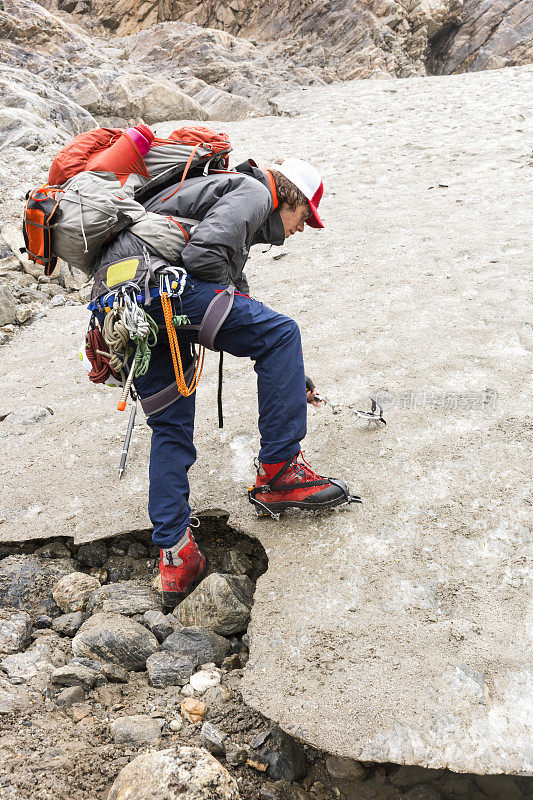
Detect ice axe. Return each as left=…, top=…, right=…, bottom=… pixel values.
left=355, top=397, right=386, bottom=425
left=305, top=375, right=340, bottom=413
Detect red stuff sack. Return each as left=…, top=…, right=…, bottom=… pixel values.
left=22, top=186, right=62, bottom=276
left=48, top=126, right=154, bottom=187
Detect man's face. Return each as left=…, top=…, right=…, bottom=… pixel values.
left=278, top=202, right=311, bottom=238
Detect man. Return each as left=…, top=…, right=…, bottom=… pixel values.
left=95, top=156, right=356, bottom=607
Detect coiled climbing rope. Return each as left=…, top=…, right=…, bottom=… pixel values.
left=101, top=300, right=158, bottom=379
left=161, top=291, right=204, bottom=396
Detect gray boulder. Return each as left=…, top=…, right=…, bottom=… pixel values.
left=75, top=541, right=108, bottom=567
left=55, top=685, right=85, bottom=707
left=110, top=714, right=163, bottom=746
left=52, top=611, right=87, bottom=637
left=201, top=721, right=228, bottom=757
left=51, top=661, right=99, bottom=691
left=72, top=613, right=158, bottom=670
left=33, top=541, right=71, bottom=559
left=93, top=72, right=209, bottom=124
left=257, top=726, right=307, bottom=782
left=0, top=555, right=76, bottom=616
left=175, top=574, right=254, bottom=636
left=143, top=609, right=175, bottom=642
left=220, top=549, right=253, bottom=576
left=162, top=626, right=232, bottom=666
left=0, top=610, right=32, bottom=654
left=107, top=745, right=240, bottom=799
left=87, top=581, right=160, bottom=616
left=146, top=651, right=197, bottom=688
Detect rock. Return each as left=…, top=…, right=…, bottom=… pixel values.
left=127, top=541, right=148, bottom=559
left=107, top=745, right=240, bottom=799
left=143, top=609, right=175, bottom=642
left=428, top=1, right=533, bottom=75
left=226, top=744, right=249, bottom=766
left=390, top=767, right=445, bottom=788
left=98, top=74, right=209, bottom=124
left=52, top=572, right=100, bottom=613
left=15, top=305, right=32, bottom=324
left=0, top=555, right=75, bottom=616
left=146, top=651, right=197, bottom=688
left=72, top=704, right=92, bottom=723
left=72, top=613, right=158, bottom=670
left=181, top=683, right=195, bottom=697
left=110, top=714, right=163, bottom=746
left=220, top=549, right=253, bottom=575
left=88, top=567, right=108, bottom=584
left=6, top=406, right=52, bottom=425
left=181, top=697, right=207, bottom=724
left=221, top=653, right=242, bottom=671
left=162, top=626, right=232, bottom=666
left=33, top=615, right=53, bottom=630
left=260, top=782, right=310, bottom=800
left=0, top=283, right=16, bottom=327
left=104, top=556, right=134, bottom=583
left=189, top=82, right=261, bottom=121
left=31, top=629, right=56, bottom=640
left=86, top=581, right=160, bottom=615
left=49, top=294, right=66, bottom=307
left=52, top=611, right=87, bottom=637
left=0, top=610, right=32, bottom=654
left=257, top=726, right=307, bottom=782
left=190, top=669, right=221, bottom=694
left=76, top=541, right=108, bottom=567
left=437, top=773, right=471, bottom=797
left=168, top=718, right=182, bottom=733
left=34, top=541, right=71, bottom=559
left=0, top=687, right=20, bottom=714
left=326, top=755, right=366, bottom=781
left=1, top=634, right=71, bottom=687
left=175, top=574, right=254, bottom=636
left=101, top=662, right=129, bottom=683
left=475, top=775, right=524, bottom=800
left=50, top=662, right=99, bottom=691
left=55, top=685, right=85, bottom=707
left=201, top=721, right=228, bottom=757
left=400, top=788, right=442, bottom=800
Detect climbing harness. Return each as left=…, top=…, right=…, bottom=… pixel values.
left=354, top=397, right=386, bottom=425
left=248, top=452, right=362, bottom=520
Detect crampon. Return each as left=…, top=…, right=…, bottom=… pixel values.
left=248, top=451, right=361, bottom=519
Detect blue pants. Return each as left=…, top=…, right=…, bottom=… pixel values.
left=132, top=278, right=307, bottom=549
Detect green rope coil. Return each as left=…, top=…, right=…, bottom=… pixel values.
left=132, top=311, right=190, bottom=379
left=134, top=310, right=158, bottom=377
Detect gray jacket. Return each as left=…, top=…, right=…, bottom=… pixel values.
left=94, top=163, right=285, bottom=294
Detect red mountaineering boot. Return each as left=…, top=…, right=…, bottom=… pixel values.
left=248, top=451, right=361, bottom=518
left=159, top=527, right=206, bottom=608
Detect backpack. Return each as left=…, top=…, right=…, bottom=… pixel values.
left=22, top=125, right=232, bottom=276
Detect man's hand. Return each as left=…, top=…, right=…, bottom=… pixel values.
left=307, top=388, right=324, bottom=407
left=305, top=375, right=325, bottom=407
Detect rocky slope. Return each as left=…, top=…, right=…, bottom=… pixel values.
left=38, top=0, right=533, bottom=79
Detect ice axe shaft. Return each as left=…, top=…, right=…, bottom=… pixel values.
left=118, top=399, right=137, bottom=479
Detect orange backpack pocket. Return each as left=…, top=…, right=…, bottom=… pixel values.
left=23, top=186, right=62, bottom=275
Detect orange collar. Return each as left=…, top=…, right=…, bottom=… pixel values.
left=264, top=170, right=279, bottom=211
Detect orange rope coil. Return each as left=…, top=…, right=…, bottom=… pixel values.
left=161, top=292, right=204, bottom=396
